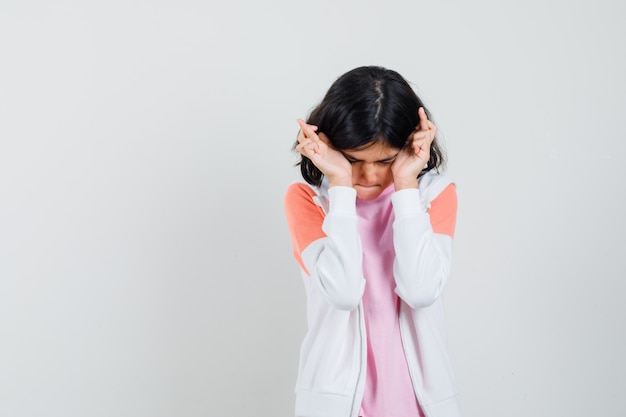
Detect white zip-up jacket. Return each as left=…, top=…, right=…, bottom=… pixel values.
left=284, top=171, right=463, bottom=417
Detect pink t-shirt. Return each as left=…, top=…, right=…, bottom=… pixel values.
left=356, top=183, right=456, bottom=417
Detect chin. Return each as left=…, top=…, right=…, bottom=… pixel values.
left=355, top=185, right=383, bottom=200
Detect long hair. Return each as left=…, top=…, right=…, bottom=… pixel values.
left=295, top=66, right=445, bottom=187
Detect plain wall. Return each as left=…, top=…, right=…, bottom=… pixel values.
left=1, top=1, right=625, bottom=416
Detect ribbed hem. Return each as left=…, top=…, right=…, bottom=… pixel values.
left=295, top=390, right=353, bottom=417
left=328, top=186, right=357, bottom=215
left=421, top=395, right=463, bottom=417
left=391, top=188, right=427, bottom=217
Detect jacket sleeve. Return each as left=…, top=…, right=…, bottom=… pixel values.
left=391, top=183, right=457, bottom=309
left=284, top=183, right=365, bottom=311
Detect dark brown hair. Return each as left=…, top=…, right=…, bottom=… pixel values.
left=295, top=66, right=445, bottom=187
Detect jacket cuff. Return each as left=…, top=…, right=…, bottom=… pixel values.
left=328, top=186, right=357, bottom=215
left=391, top=188, right=427, bottom=217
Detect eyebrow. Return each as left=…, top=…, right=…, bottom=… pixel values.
left=341, top=151, right=401, bottom=163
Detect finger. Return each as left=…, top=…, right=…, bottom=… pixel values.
left=297, top=118, right=319, bottom=137
left=427, top=120, right=436, bottom=134
left=414, top=120, right=437, bottom=147
left=296, top=137, right=314, bottom=149
left=426, top=121, right=437, bottom=144
left=297, top=130, right=309, bottom=144
left=412, top=137, right=425, bottom=151
left=411, top=130, right=429, bottom=144
left=297, top=121, right=318, bottom=150
left=412, top=136, right=430, bottom=155
left=296, top=140, right=320, bottom=157
left=418, top=107, right=430, bottom=131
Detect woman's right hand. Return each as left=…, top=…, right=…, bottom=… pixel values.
left=296, top=119, right=352, bottom=188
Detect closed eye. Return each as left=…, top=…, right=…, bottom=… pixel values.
left=341, top=152, right=400, bottom=165
left=343, top=155, right=360, bottom=164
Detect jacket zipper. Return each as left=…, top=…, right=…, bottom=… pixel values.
left=349, top=304, right=367, bottom=417
left=399, top=305, right=430, bottom=417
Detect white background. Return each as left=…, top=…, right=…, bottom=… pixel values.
left=1, top=1, right=625, bottom=416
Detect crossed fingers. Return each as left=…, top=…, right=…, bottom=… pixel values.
left=410, top=107, right=436, bottom=156
left=296, top=118, right=321, bottom=157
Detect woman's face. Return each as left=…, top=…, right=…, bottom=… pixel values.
left=341, top=141, right=401, bottom=200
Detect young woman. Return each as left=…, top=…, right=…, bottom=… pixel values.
left=284, top=66, right=462, bottom=417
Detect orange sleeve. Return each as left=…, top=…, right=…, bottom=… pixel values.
left=428, top=183, right=457, bottom=238
left=284, top=183, right=327, bottom=274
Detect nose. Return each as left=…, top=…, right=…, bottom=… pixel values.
left=359, top=163, right=377, bottom=184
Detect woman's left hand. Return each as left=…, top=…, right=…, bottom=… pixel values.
left=391, top=107, right=437, bottom=190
